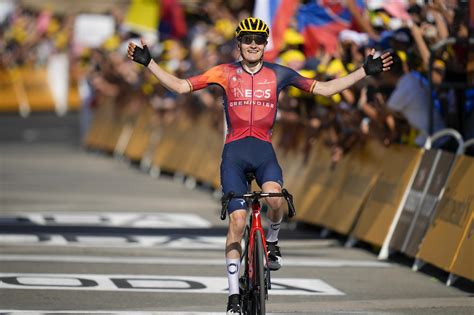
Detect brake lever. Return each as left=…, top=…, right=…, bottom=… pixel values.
left=220, top=191, right=234, bottom=220
left=282, top=189, right=296, bottom=218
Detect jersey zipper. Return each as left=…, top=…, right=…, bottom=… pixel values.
left=250, top=72, right=254, bottom=137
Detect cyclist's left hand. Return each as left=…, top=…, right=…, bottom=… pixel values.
left=363, top=49, right=393, bottom=75
left=128, top=39, right=152, bottom=67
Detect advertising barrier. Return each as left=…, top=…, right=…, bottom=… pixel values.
left=320, top=140, right=385, bottom=235
left=0, top=70, right=21, bottom=112
left=389, top=149, right=457, bottom=257
left=83, top=100, right=111, bottom=149
left=151, top=115, right=204, bottom=175
left=449, top=213, right=474, bottom=284
left=21, top=67, right=55, bottom=112
left=198, top=125, right=223, bottom=188
left=296, top=138, right=344, bottom=225
left=351, top=144, right=422, bottom=247
left=0, top=66, right=79, bottom=115
left=379, top=129, right=464, bottom=259
left=124, top=105, right=156, bottom=162
left=415, top=155, right=474, bottom=280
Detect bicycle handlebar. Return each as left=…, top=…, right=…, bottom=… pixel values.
left=220, top=189, right=296, bottom=220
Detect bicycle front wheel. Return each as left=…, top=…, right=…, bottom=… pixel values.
left=253, top=230, right=266, bottom=315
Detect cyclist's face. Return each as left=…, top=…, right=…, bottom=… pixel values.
left=239, top=34, right=267, bottom=63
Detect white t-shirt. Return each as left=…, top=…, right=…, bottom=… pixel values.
left=386, top=72, right=446, bottom=146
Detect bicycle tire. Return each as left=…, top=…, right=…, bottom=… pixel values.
left=241, top=226, right=251, bottom=314
left=253, top=230, right=266, bottom=315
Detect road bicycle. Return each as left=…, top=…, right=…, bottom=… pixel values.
left=221, top=173, right=296, bottom=315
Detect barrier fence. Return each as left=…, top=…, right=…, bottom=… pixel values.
left=0, top=65, right=80, bottom=116
left=80, top=100, right=473, bottom=285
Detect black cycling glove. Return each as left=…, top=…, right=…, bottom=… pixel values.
left=363, top=54, right=383, bottom=76
left=132, top=44, right=152, bottom=67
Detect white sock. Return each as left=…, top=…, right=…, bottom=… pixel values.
left=266, top=217, right=282, bottom=243
left=226, top=258, right=240, bottom=296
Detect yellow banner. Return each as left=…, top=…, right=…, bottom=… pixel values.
left=417, top=155, right=474, bottom=275
left=352, top=144, right=422, bottom=247
left=125, top=0, right=160, bottom=33
left=0, top=70, right=20, bottom=112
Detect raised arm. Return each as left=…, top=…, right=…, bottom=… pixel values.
left=312, top=49, right=392, bottom=97
left=127, top=40, right=191, bottom=94
left=407, top=21, right=431, bottom=70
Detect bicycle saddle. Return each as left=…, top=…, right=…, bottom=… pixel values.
left=245, top=172, right=256, bottom=183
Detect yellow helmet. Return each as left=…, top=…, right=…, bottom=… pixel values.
left=235, top=17, right=269, bottom=39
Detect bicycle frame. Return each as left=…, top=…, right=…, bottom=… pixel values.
left=246, top=198, right=268, bottom=292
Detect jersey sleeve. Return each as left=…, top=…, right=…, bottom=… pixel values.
left=277, top=65, right=317, bottom=93
left=186, top=64, right=228, bottom=91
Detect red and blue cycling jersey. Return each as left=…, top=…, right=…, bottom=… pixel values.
left=186, top=61, right=316, bottom=144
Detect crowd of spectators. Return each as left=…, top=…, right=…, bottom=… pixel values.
left=1, top=0, right=473, bottom=161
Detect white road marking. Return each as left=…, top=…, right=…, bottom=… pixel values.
left=0, top=312, right=318, bottom=315
left=1, top=212, right=211, bottom=228
left=0, top=254, right=391, bottom=267
left=0, top=234, right=226, bottom=249
left=0, top=312, right=236, bottom=315
left=0, top=273, right=345, bottom=295
left=2, top=191, right=218, bottom=212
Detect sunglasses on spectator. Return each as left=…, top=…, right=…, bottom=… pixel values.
left=240, top=34, right=267, bottom=45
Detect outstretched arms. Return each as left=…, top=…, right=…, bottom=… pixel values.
left=127, top=40, right=191, bottom=94
left=312, top=49, right=392, bottom=97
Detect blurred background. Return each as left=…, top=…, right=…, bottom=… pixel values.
left=0, top=0, right=472, bottom=161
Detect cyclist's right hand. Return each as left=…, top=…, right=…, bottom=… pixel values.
left=128, top=39, right=151, bottom=67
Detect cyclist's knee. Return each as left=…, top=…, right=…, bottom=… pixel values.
left=229, top=209, right=246, bottom=235
left=262, top=182, right=283, bottom=210
left=267, top=195, right=283, bottom=210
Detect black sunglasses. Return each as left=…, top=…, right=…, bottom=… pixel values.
left=240, top=34, right=267, bottom=45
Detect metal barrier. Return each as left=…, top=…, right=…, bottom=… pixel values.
left=379, top=129, right=463, bottom=259
left=463, top=138, right=474, bottom=151
left=424, top=128, right=464, bottom=153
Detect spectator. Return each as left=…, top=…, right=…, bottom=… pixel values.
left=361, top=54, right=446, bottom=146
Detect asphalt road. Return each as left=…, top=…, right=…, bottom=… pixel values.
left=0, top=114, right=473, bottom=315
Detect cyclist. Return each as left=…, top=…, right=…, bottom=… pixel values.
left=128, top=17, right=392, bottom=314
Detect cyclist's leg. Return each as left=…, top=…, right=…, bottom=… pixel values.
left=224, top=203, right=247, bottom=297
left=221, top=143, right=249, bottom=313
left=255, top=152, right=284, bottom=230
left=261, top=181, right=284, bottom=222
left=221, top=153, right=249, bottom=262
left=255, top=147, right=284, bottom=270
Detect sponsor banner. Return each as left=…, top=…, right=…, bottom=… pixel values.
left=20, top=66, right=55, bottom=111
left=403, top=151, right=456, bottom=257
left=417, top=155, right=474, bottom=273
left=124, top=106, right=156, bottom=161
left=0, top=273, right=345, bottom=295
left=320, top=140, right=384, bottom=235
left=390, top=150, right=455, bottom=257
left=1, top=212, right=211, bottom=228
left=450, top=214, right=474, bottom=281
left=352, top=144, right=422, bottom=247
left=0, top=69, right=20, bottom=112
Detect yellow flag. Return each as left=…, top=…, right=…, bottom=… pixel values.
left=125, top=0, right=160, bottom=33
